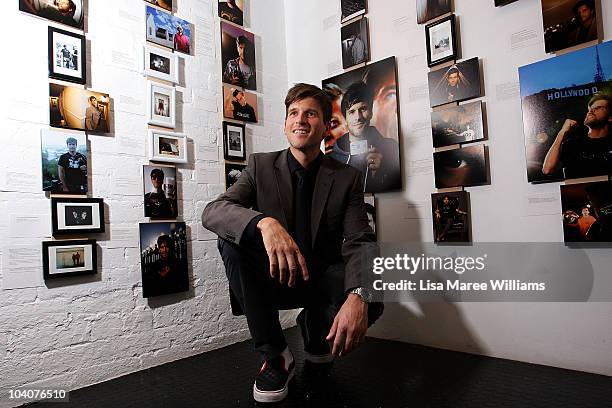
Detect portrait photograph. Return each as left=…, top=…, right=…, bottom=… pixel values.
left=542, top=0, right=599, bottom=54
left=223, top=122, right=246, bottom=161
left=49, top=84, right=110, bottom=133
left=145, top=0, right=173, bottom=12
left=146, top=5, right=192, bottom=55
left=48, top=26, right=86, bottom=84
left=519, top=40, right=612, bottom=183
left=425, top=14, right=457, bottom=67
left=143, top=165, right=178, bottom=219
left=218, top=0, right=244, bottom=26
left=431, top=191, right=471, bottom=243
left=149, top=130, right=188, bottom=164
left=223, top=85, right=258, bottom=123
left=41, top=129, right=87, bottom=194
left=225, top=162, right=246, bottom=190
left=561, top=180, right=612, bottom=243
left=19, top=0, right=84, bottom=29
left=341, top=17, right=370, bottom=69
left=428, top=57, right=482, bottom=108
left=433, top=144, right=488, bottom=188
left=42, top=239, right=97, bottom=279
left=221, top=22, right=257, bottom=90
left=51, top=198, right=104, bottom=235
left=322, top=57, right=402, bottom=193
left=416, top=0, right=451, bottom=24
left=147, top=82, right=176, bottom=128
left=341, top=0, right=367, bottom=22
left=139, top=222, right=189, bottom=298
left=143, top=45, right=179, bottom=83
left=431, top=101, right=485, bottom=148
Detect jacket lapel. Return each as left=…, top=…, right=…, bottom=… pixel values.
left=311, top=156, right=335, bottom=246
left=273, top=150, right=293, bottom=230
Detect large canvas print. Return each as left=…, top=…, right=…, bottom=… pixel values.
left=433, top=144, right=488, bottom=188
left=431, top=191, right=471, bottom=243
left=41, top=130, right=87, bottom=194
left=416, top=0, right=451, bottom=24
left=431, top=101, right=485, bottom=148
left=145, top=5, right=192, bottom=54
left=341, top=17, right=369, bottom=69
left=519, top=41, right=612, bottom=183
left=139, top=222, right=189, bottom=298
left=542, top=0, right=599, bottom=54
left=221, top=22, right=257, bottom=90
left=143, top=165, right=178, bottom=218
left=322, top=57, right=401, bottom=193
left=49, top=84, right=110, bottom=133
left=218, top=0, right=244, bottom=26
left=428, top=57, right=482, bottom=108
left=561, top=180, right=612, bottom=242
left=19, top=0, right=84, bottom=29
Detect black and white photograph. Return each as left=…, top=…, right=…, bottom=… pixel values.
left=19, top=0, right=84, bottom=29
left=223, top=122, right=246, bottom=161
left=139, top=222, right=189, bottom=298
left=542, top=0, right=599, bottom=54
left=218, top=0, right=244, bottom=26
left=147, top=82, right=176, bottom=128
left=51, top=198, right=104, bottom=235
left=431, top=191, right=471, bottom=243
left=416, top=0, right=451, bottom=24
left=49, top=84, right=110, bottom=133
left=144, top=46, right=179, bottom=83
left=561, top=180, right=612, bottom=242
left=364, top=195, right=377, bottom=236
left=341, top=0, right=367, bottom=22
left=433, top=144, right=488, bottom=188
left=225, top=162, right=246, bottom=190
left=223, top=85, right=258, bottom=123
left=143, top=165, right=178, bottom=219
left=221, top=22, right=257, bottom=90
left=431, top=101, right=485, bottom=148
left=145, top=0, right=173, bottom=12
left=341, top=17, right=370, bottom=69
left=41, top=129, right=87, bottom=194
left=425, top=14, right=457, bottom=67
left=149, top=130, right=188, bottom=164
left=428, top=57, right=482, bottom=108
left=48, top=26, right=86, bottom=84
left=42, top=239, right=97, bottom=279
left=146, top=5, right=192, bottom=54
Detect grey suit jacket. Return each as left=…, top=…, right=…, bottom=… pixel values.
left=202, top=149, right=376, bottom=291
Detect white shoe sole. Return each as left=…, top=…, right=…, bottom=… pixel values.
left=253, top=369, right=295, bottom=403
left=304, top=352, right=334, bottom=364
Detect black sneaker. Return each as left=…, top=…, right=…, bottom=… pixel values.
left=253, top=348, right=295, bottom=403
left=297, top=310, right=334, bottom=364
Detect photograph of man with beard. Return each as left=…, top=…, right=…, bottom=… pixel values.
left=543, top=0, right=599, bottom=53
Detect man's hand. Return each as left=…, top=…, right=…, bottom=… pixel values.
left=366, top=148, right=383, bottom=171
left=558, top=119, right=578, bottom=140
left=326, top=293, right=368, bottom=357
left=257, top=217, right=309, bottom=287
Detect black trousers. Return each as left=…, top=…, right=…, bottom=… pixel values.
left=218, top=238, right=383, bottom=360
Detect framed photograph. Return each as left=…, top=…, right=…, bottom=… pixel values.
left=145, top=0, right=173, bottom=12
left=341, top=17, right=370, bottom=69
left=341, top=0, right=367, bottom=23
left=143, top=45, right=179, bottom=83
left=519, top=40, right=612, bottom=183
left=561, top=180, right=612, bottom=242
left=19, top=0, right=84, bottom=29
left=51, top=198, right=104, bottom=235
left=433, top=144, right=488, bottom=188
left=428, top=57, right=482, bottom=108
left=322, top=57, right=402, bottom=193
left=223, top=85, right=258, bottom=123
left=143, top=165, right=178, bottom=218
left=223, top=122, right=246, bottom=161
left=218, top=0, right=244, bottom=26
left=49, top=84, right=111, bottom=133
left=145, top=5, right=192, bottom=55
left=42, top=239, right=97, bottom=279
left=495, top=0, right=518, bottom=6
left=41, top=130, right=87, bottom=194
left=147, top=82, right=176, bottom=128
left=416, top=0, right=451, bottom=24
left=425, top=14, right=457, bottom=67
left=149, top=130, right=187, bottom=163
left=225, top=162, right=246, bottom=190
left=139, top=222, right=189, bottom=298
left=431, top=191, right=471, bottom=243
left=431, top=101, right=485, bottom=148
left=542, top=0, right=599, bottom=54
left=48, top=27, right=86, bottom=84
left=221, top=22, right=257, bottom=90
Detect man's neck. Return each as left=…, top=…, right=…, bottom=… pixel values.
left=588, top=126, right=608, bottom=139
left=69, top=151, right=77, bottom=156
left=348, top=130, right=367, bottom=143
left=290, top=146, right=320, bottom=169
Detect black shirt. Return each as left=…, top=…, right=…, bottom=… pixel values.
left=561, top=133, right=612, bottom=179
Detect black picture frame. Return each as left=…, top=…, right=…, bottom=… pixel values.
left=225, top=162, right=246, bottom=190
left=42, top=239, right=97, bottom=279
left=51, top=198, right=105, bottom=236
left=48, top=26, right=86, bottom=85
left=425, top=14, right=457, bottom=67
left=223, top=122, right=247, bottom=161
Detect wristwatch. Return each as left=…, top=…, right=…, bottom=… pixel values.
left=349, top=287, right=372, bottom=303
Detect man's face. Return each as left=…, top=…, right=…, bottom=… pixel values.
left=582, top=208, right=590, bottom=217
left=90, top=98, right=97, bottom=107
left=237, top=43, right=246, bottom=60
left=159, top=241, right=169, bottom=259
left=577, top=5, right=593, bottom=24
left=236, top=92, right=246, bottom=105
left=346, top=101, right=372, bottom=138
left=443, top=196, right=450, bottom=205
left=371, top=71, right=398, bottom=140
left=67, top=142, right=77, bottom=153
left=284, top=97, right=327, bottom=150
left=57, top=0, right=71, bottom=12
left=151, top=173, right=163, bottom=189
left=328, top=97, right=348, bottom=141
left=447, top=72, right=459, bottom=87
left=228, top=0, right=236, bottom=6
left=177, top=26, right=183, bottom=35
left=584, top=99, right=611, bottom=128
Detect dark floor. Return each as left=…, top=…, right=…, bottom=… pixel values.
left=28, top=327, right=612, bottom=408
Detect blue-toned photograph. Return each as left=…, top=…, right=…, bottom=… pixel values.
left=145, top=5, right=192, bottom=54
left=519, top=40, right=612, bottom=183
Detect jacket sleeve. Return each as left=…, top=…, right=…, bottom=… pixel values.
left=201, top=154, right=264, bottom=244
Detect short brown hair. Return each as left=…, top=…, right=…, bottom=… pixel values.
left=588, top=93, right=611, bottom=108
left=284, top=83, right=332, bottom=123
